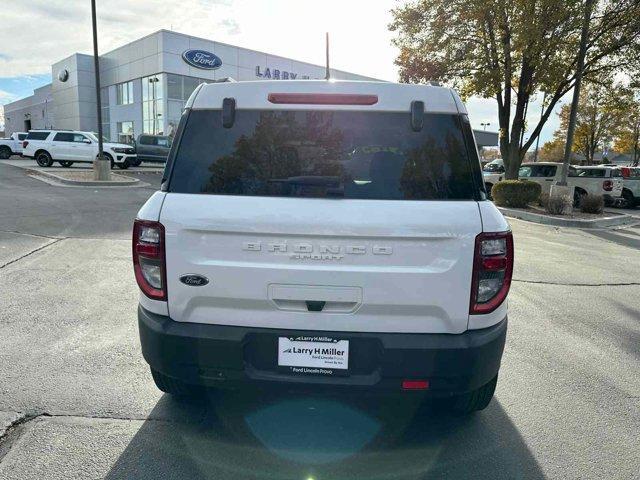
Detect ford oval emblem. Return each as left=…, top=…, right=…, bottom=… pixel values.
left=182, top=49, right=222, bottom=70
left=58, top=69, right=69, bottom=82
left=179, top=274, right=209, bottom=287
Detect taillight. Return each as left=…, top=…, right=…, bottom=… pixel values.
left=603, top=180, right=613, bottom=191
left=132, top=219, right=166, bottom=300
left=470, top=232, right=513, bottom=315
left=621, top=167, right=630, bottom=178
left=22, top=141, right=29, bottom=149
left=267, top=93, right=378, bottom=105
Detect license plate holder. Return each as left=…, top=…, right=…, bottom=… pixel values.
left=277, top=336, right=349, bottom=376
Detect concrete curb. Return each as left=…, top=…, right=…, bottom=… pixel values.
left=26, top=169, right=140, bottom=187
left=498, top=207, right=636, bottom=229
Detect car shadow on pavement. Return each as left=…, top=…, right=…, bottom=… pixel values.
left=580, top=228, right=640, bottom=250
left=104, top=389, right=545, bottom=480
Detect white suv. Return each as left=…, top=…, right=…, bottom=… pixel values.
left=134, top=80, right=512, bottom=413
left=22, top=130, right=137, bottom=169
left=482, top=159, right=505, bottom=196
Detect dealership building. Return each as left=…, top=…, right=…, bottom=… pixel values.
left=4, top=29, right=499, bottom=148
left=3, top=30, right=376, bottom=143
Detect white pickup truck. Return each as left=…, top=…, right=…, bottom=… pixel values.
left=619, top=166, right=640, bottom=207
left=134, top=80, right=512, bottom=413
left=518, top=162, right=623, bottom=206
left=0, top=132, right=28, bottom=158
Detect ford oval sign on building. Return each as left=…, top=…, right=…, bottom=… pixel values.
left=182, top=49, right=222, bottom=70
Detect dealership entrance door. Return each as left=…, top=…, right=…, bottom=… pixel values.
left=24, top=119, right=31, bottom=131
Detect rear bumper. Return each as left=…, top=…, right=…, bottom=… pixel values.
left=138, top=306, right=507, bottom=395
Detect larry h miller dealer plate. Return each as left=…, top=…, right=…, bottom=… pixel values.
left=278, top=336, right=349, bottom=376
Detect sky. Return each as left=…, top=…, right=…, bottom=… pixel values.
left=0, top=0, right=564, bottom=145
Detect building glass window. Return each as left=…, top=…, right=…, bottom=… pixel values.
left=167, top=74, right=182, bottom=100
left=185, top=77, right=202, bottom=99
left=166, top=74, right=205, bottom=102
left=100, top=86, right=111, bottom=141
left=117, top=121, right=134, bottom=144
left=165, top=74, right=211, bottom=136
left=142, top=74, right=163, bottom=134
left=116, top=81, right=134, bottom=105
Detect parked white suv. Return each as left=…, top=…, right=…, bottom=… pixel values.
left=519, top=162, right=623, bottom=206
left=22, top=130, right=137, bottom=169
left=134, top=80, right=512, bottom=413
left=482, top=158, right=505, bottom=195
left=0, top=132, right=28, bottom=158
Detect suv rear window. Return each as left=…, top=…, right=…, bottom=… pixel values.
left=168, top=110, right=480, bottom=200
left=519, top=165, right=557, bottom=177
left=576, top=168, right=606, bottom=177
left=26, top=131, right=51, bottom=140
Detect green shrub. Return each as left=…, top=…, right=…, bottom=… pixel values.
left=580, top=194, right=604, bottom=214
left=492, top=180, right=541, bottom=208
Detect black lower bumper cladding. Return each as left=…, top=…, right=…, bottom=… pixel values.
left=139, top=305, right=507, bottom=395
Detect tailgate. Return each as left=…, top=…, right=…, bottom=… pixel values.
left=161, top=194, right=481, bottom=334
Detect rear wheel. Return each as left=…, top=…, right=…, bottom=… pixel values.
left=59, top=160, right=73, bottom=168
left=150, top=368, right=203, bottom=399
left=36, top=151, right=53, bottom=167
left=573, top=188, right=587, bottom=208
left=450, top=375, right=498, bottom=414
left=0, top=146, right=11, bottom=159
left=130, top=158, right=142, bottom=167
left=622, top=189, right=635, bottom=209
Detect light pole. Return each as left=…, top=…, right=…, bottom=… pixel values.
left=91, top=0, right=109, bottom=180
left=481, top=122, right=491, bottom=131
left=533, top=92, right=547, bottom=162
left=149, top=77, right=159, bottom=134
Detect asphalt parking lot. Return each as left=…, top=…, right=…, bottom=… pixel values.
left=0, top=161, right=638, bottom=479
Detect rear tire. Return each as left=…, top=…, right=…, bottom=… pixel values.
left=59, top=160, right=73, bottom=168
left=130, top=158, right=142, bottom=167
left=622, top=189, right=635, bottom=209
left=0, top=146, right=11, bottom=159
left=36, top=151, right=53, bottom=167
left=150, top=368, right=203, bottom=399
left=450, top=375, right=498, bottom=414
left=573, top=188, right=587, bottom=208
